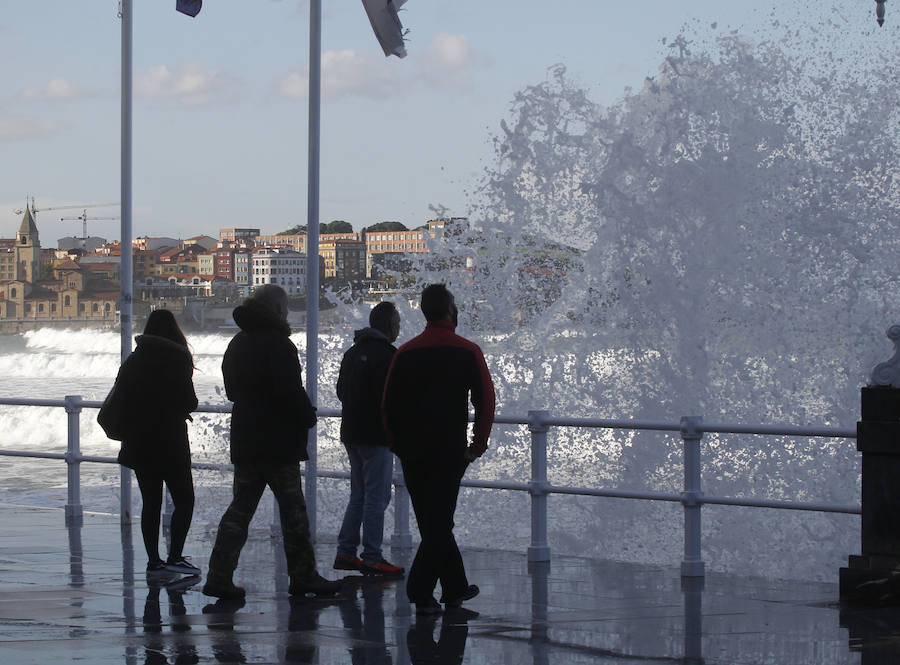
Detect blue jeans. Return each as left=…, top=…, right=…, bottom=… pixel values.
left=337, top=443, right=394, bottom=563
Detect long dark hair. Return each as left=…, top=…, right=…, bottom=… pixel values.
left=144, top=309, right=189, bottom=349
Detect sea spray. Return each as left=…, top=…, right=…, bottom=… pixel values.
left=364, top=19, right=898, bottom=579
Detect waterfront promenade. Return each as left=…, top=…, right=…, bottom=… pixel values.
left=1, top=504, right=896, bottom=664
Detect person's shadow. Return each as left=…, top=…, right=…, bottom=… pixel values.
left=202, top=596, right=248, bottom=664
left=406, top=606, right=477, bottom=665
left=142, top=575, right=201, bottom=664
left=284, top=593, right=350, bottom=663
left=339, top=578, right=395, bottom=665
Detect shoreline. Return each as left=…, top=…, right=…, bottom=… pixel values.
left=0, top=319, right=120, bottom=335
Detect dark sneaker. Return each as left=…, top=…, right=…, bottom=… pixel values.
left=202, top=579, right=246, bottom=600
left=444, top=606, right=480, bottom=620
left=289, top=573, right=343, bottom=598
left=165, top=556, right=201, bottom=575
left=146, top=560, right=168, bottom=575
left=360, top=559, right=405, bottom=577
left=333, top=554, right=363, bottom=571
left=415, top=597, right=443, bottom=615
left=202, top=598, right=246, bottom=616
left=441, top=584, right=479, bottom=608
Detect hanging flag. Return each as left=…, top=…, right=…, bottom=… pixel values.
left=362, top=0, right=408, bottom=58
left=176, top=0, right=202, bottom=18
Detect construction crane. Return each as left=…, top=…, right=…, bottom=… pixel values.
left=12, top=197, right=118, bottom=221
left=59, top=210, right=120, bottom=247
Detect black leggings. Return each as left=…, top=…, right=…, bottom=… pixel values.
left=135, top=465, right=195, bottom=563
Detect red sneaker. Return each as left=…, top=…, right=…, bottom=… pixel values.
left=360, top=559, right=405, bottom=577
left=333, top=554, right=363, bottom=571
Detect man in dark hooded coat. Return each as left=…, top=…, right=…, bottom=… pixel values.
left=203, top=284, right=342, bottom=599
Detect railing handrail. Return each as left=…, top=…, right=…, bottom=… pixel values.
left=0, top=395, right=862, bottom=578
left=0, top=396, right=856, bottom=440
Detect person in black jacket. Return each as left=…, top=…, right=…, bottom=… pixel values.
left=382, top=284, right=495, bottom=615
left=333, top=301, right=404, bottom=577
left=114, top=309, right=199, bottom=576
left=203, top=284, right=342, bottom=600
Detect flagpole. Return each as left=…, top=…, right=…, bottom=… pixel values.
left=305, top=0, right=322, bottom=540
left=119, top=0, right=134, bottom=525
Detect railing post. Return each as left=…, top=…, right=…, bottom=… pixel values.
left=680, top=416, right=705, bottom=578
left=64, top=395, right=84, bottom=527
left=528, top=410, right=551, bottom=563
left=391, top=454, right=412, bottom=549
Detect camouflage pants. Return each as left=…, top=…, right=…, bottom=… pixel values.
left=208, top=460, right=316, bottom=584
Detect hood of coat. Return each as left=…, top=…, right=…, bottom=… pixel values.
left=232, top=299, right=291, bottom=336
left=352, top=326, right=391, bottom=345
left=134, top=333, right=193, bottom=362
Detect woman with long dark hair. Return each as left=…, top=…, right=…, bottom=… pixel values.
left=115, top=309, right=200, bottom=575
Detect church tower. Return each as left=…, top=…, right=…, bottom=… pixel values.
left=15, top=205, right=41, bottom=283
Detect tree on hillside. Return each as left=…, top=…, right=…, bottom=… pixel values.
left=363, top=221, right=408, bottom=233
left=321, top=220, right=353, bottom=234
left=277, top=225, right=306, bottom=235
left=276, top=221, right=354, bottom=235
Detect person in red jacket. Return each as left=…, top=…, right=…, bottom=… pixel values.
left=382, top=284, right=495, bottom=615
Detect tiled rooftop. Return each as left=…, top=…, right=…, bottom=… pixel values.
left=0, top=503, right=895, bottom=664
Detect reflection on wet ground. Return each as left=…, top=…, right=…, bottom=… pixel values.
left=0, top=504, right=895, bottom=664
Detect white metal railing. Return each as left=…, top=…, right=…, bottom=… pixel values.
left=0, top=395, right=860, bottom=578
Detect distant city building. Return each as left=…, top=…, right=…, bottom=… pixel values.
left=133, top=249, right=161, bottom=280
left=58, top=236, right=107, bottom=253
left=155, top=245, right=201, bottom=276
left=137, top=273, right=215, bottom=300
left=219, top=228, right=260, bottom=244
left=0, top=209, right=117, bottom=322
left=251, top=247, right=306, bottom=296
left=320, top=238, right=366, bottom=284
left=134, top=236, right=181, bottom=251
left=255, top=233, right=307, bottom=253
left=0, top=212, right=470, bottom=323
left=213, top=247, right=235, bottom=281
left=320, top=232, right=359, bottom=243
left=364, top=229, right=428, bottom=255
left=185, top=235, right=218, bottom=251
left=252, top=231, right=361, bottom=256
left=233, top=250, right=252, bottom=295
left=14, top=206, right=41, bottom=283
left=198, top=253, right=214, bottom=276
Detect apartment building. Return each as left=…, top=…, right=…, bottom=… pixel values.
left=251, top=247, right=307, bottom=296
left=320, top=239, right=366, bottom=284
left=219, top=228, right=260, bottom=244
left=364, top=229, right=428, bottom=254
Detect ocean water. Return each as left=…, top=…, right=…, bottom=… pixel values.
left=0, top=325, right=860, bottom=582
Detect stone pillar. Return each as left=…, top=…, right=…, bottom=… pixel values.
left=841, top=326, right=900, bottom=604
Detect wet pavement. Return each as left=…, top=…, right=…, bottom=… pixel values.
left=0, top=503, right=896, bottom=664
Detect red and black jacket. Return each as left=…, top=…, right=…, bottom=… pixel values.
left=382, top=319, right=495, bottom=461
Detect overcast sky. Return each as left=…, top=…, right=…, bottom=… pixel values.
left=0, top=0, right=892, bottom=242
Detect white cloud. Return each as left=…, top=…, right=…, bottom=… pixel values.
left=279, top=49, right=399, bottom=101
left=18, top=78, right=100, bottom=101
left=135, top=64, right=226, bottom=105
left=276, top=35, right=487, bottom=102
left=428, top=34, right=473, bottom=70
left=0, top=116, right=59, bottom=141
left=419, top=33, right=485, bottom=87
